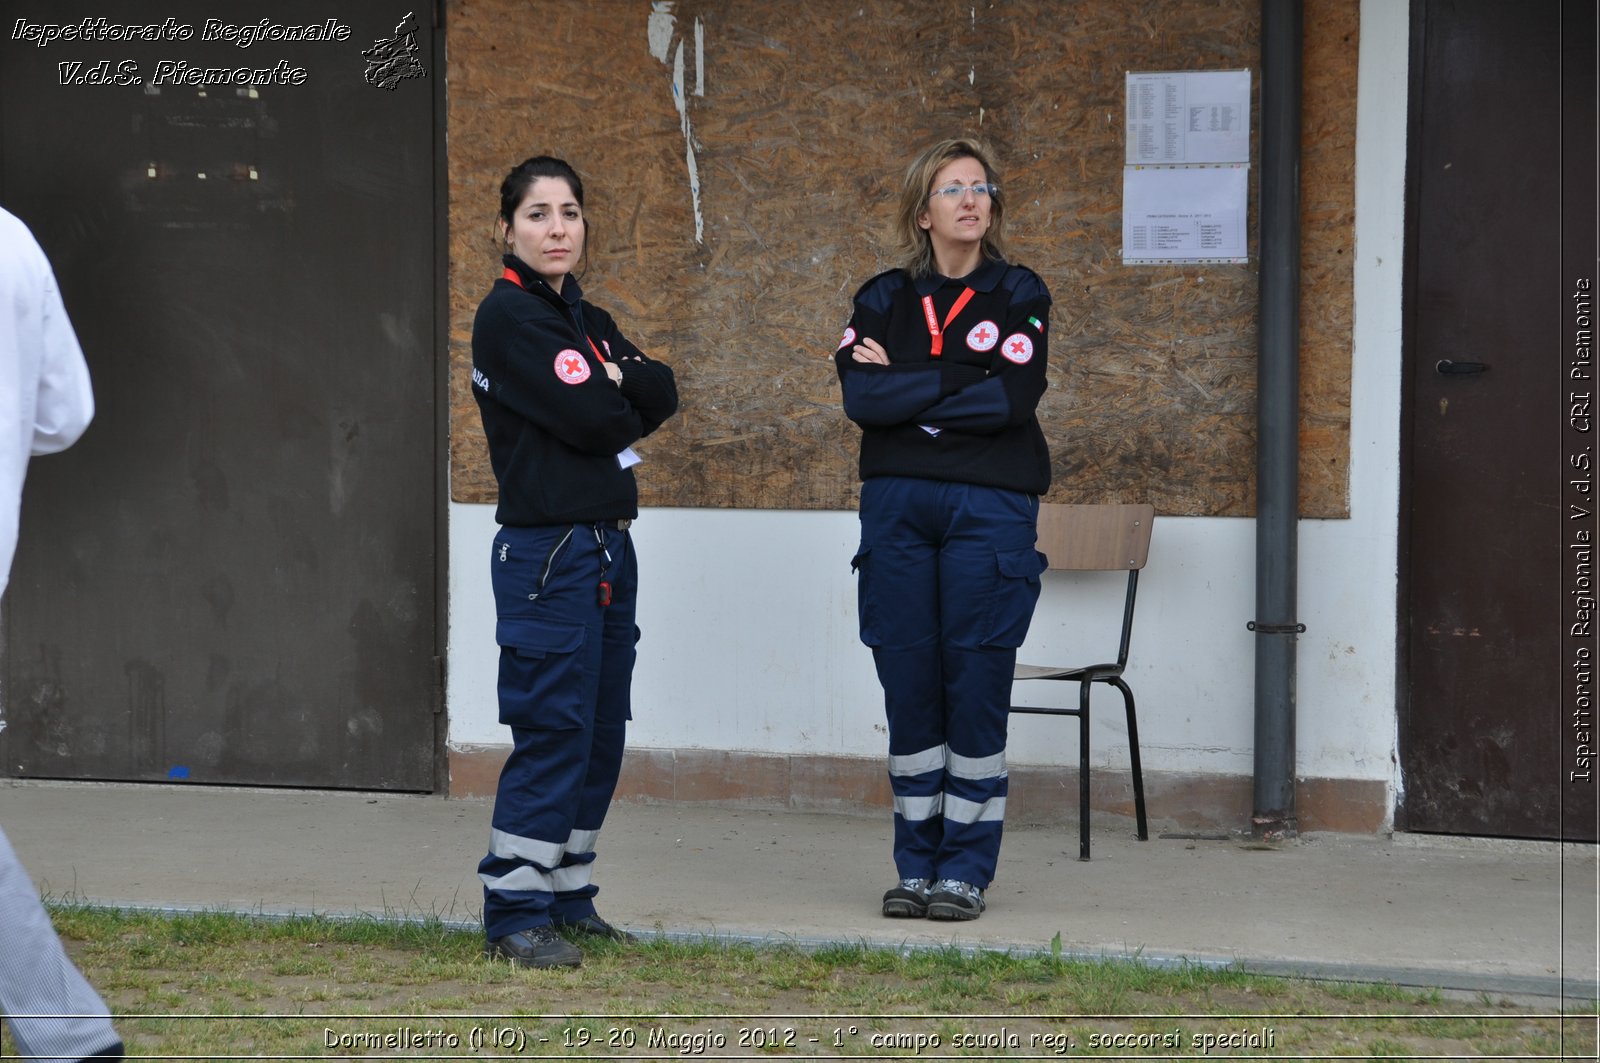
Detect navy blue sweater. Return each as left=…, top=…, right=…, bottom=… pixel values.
left=472, top=256, right=678, bottom=526
left=833, top=258, right=1052, bottom=495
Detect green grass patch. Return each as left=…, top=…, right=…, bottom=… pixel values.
left=39, top=904, right=1597, bottom=1059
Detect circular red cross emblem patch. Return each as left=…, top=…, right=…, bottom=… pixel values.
left=554, top=349, right=591, bottom=385
left=966, top=320, right=999, bottom=352
left=1000, top=333, right=1034, bottom=364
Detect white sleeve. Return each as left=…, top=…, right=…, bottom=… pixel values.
left=29, top=266, right=93, bottom=456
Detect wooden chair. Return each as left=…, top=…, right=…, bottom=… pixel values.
left=1010, top=503, right=1154, bottom=860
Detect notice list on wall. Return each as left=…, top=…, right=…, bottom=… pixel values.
left=1121, top=69, right=1251, bottom=265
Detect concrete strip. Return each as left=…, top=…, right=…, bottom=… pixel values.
left=4, top=781, right=1594, bottom=1000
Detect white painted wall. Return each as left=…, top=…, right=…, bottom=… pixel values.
left=447, top=0, right=1409, bottom=818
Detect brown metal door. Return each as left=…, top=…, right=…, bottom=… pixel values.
left=1400, top=0, right=1598, bottom=839
left=0, top=3, right=440, bottom=790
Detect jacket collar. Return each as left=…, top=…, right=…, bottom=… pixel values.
left=502, top=254, right=584, bottom=307
left=912, top=256, right=1007, bottom=297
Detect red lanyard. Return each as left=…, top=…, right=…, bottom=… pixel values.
left=502, top=266, right=605, bottom=362
left=921, top=287, right=975, bottom=357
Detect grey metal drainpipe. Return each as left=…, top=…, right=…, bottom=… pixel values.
left=1252, top=0, right=1303, bottom=839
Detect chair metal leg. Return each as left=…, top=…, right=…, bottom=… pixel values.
left=1112, top=675, right=1149, bottom=841
left=1078, top=680, right=1092, bottom=861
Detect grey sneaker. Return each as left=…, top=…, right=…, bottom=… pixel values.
left=484, top=924, right=583, bottom=968
left=927, top=879, right=986, bottom=921
left=881, top=877, right=934, bottom=918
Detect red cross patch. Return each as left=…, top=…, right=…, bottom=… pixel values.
left=554, top=349, right=591, bottom=385
left=966, top=320, right=999, bottom=352
left=840, top=326, right=857, bottom=349
left=1000, top=333, right=1034, bottom=364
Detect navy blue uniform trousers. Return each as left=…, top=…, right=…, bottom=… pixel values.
left=478, top=522, right=637, bottom=941
left=853, top=477, right=1045, bottom=888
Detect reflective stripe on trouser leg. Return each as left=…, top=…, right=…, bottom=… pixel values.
left=480, top=718, right=598, bottom=939
left=550, top=528, right=636, bottom=925
left=0, top=826, right=121, bottom=1061
left=887, top=741, right=946, bottom=879
left=934, top=483, right=1040, bottom=888
left=877, top=639, right=947, bottom=881
left=857, top=478, right=946, bottom=881
left=479, top=524, right=624, bottom=941
left=934, top=645, right=1016, bottom=886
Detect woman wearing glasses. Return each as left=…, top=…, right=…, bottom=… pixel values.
left=834, top=138, right=1051, bottom=922
left=471, top=155, right=678, bottom=968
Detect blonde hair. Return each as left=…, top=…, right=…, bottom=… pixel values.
left=892, top=138, right=1007, bottom=278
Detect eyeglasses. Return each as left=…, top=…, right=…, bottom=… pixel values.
left=929, top=182, right=999, bottom=200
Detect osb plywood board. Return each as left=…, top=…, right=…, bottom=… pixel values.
left=447, top=0, right=1355, bottom=517
left=1299, top=0, right=1356, bottom=517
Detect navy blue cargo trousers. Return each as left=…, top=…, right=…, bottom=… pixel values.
left=853, top=477, right=1045, bottom=888
left=478, top=521, right=637, bottom=941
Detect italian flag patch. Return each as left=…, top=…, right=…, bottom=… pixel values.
left=1028, top=316, right=1045, bottom=333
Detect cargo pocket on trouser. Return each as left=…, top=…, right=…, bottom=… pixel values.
left=980, top=547, right=1048, bottom=648
left=851, top=546, right=886, bottom=648
left=495, top=618, right=589, bottom=729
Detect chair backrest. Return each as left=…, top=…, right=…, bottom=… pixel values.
left=1034, top=503, right=1155, bottom=571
